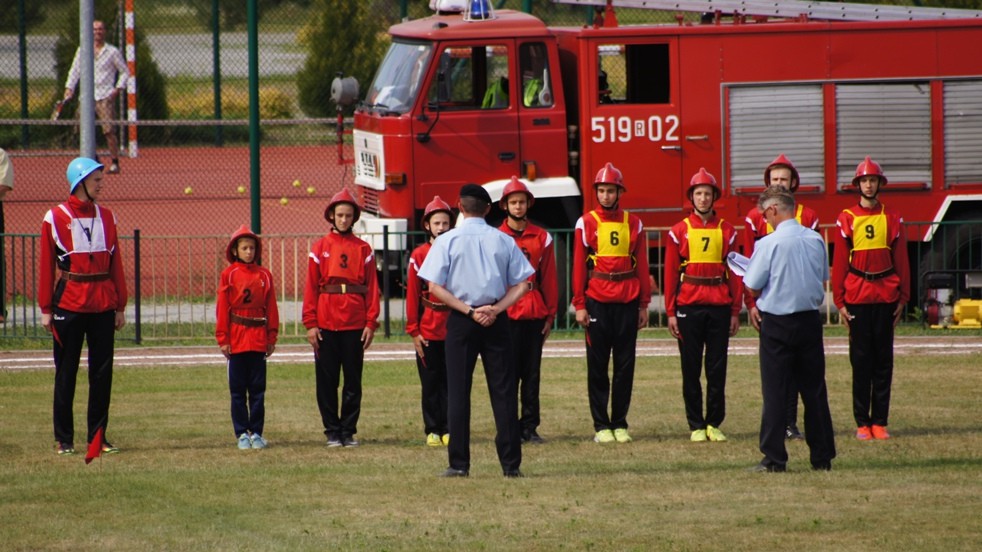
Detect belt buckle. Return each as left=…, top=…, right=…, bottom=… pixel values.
left=527, top=282, right=534, bottom=290
left=864, top=272, right=875, bottom=282
left=340, top=283, right=347, bottom=294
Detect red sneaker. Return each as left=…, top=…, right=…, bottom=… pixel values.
left=871, top=425, right=891, bottom=440
left=856, top=426, right=873, bottom=440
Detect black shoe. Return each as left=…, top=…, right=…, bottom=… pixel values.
left=326, top=433, right=343, bottom=447
left=503, top=469, right=524, bottom=478
left=342, top=435, right=360, bottom=447
left=785, top=426, right=805, bottom=440
left=812, top=461, right=832, bottom=471
left=525, top=429, right=544, bottom=444
left=440, top=467, right=469, bottom=478
left=748, top=461, right=786, bottom=473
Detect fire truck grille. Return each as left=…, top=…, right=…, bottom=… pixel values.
left=359, top=186, right=380, bottom=215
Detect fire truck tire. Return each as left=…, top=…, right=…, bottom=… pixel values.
left=918, top=216, right=982, bottom=313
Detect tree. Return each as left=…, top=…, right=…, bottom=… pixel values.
left=296, top=0, right=388, bottom=117
left=186, top=0, right=311, bottom=31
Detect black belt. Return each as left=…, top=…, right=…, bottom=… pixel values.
left=849, top=266, right=896, bottom=281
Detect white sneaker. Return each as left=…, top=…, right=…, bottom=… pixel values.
left=237, top=433, right=251, bottom=450
left=250, top=434, right=268, bottom=449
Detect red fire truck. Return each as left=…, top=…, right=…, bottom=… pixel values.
left=344, top=0, right=982, bottom=309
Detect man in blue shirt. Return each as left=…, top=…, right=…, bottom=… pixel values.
left=743, top=187, right=836, bottom=472
left=418, top=183, right=534, bottom=478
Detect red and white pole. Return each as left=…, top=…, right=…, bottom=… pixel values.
left=124, top=0, right=138, bottom=157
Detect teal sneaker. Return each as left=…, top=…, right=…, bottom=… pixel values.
left=706, top=425, right=727, bottom=442
left=237, top=433, right=251, bottom=450
left=594, top=429, right=615, bottom=443
left=250, top=434, right=268, bottom=449
left=690, top=429, right=708, bottom=442
left=613, top=428, right=633, bottom=443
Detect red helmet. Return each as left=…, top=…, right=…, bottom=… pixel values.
left=852, top=156, right=888, bottom=187
left=687, top=167, right=721, bottom=201
left=499, top=176, right=534, bottom=208
left=324, top=188, right=361, bottom=223
left=422, top=195, right=453, bottom=223
left=225, top=224, right=262, bottom=264
left=593, top=162, right=625, bottom=191
left=764, top=154, right=800, bottom=192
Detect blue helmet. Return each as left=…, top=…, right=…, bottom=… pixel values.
left=66, top=157, right=104, bottom=193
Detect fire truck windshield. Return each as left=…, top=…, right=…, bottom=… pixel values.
left=364, top=41, right=433, bottom=114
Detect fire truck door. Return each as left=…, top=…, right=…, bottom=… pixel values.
left=411, top=42, right=521, bottom=198
left=516, top=41, right=567, bottom=180
left=584, top=40, right=683, bottom=212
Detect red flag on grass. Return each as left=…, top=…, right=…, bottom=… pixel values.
left=85, top=427, right=104, bottom=465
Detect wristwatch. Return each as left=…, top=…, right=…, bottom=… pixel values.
left=467, top=308, right=475, bottom=318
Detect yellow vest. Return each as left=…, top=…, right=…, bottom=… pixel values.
left=589, top=211, right=631, bottom=258
left=845, top=208, right=889, bottom=252
left=682, top=218, right=724, bottom=267
left=765, top=203, right=804, bottom=234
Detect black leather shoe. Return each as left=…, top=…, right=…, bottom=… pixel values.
left=748, top=461, right=786, bottom=473
left=785, top=426, right=805, bottom=440
left=526, top=429, right=544, bottom=444
left=503, top=469, right=524, bottom=478
left=440, top=467, right=469, bottom=478
left=812, top=461, right=832, bottom=471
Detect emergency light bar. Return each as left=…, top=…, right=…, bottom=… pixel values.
left=431, top=0, right=497, bottom=21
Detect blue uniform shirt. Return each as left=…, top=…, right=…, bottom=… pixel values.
left=743, top=219, right=828, bottom=315
left=418, top=217, right=534, bottom=306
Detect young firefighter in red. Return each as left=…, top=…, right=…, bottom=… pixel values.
left=39, top=157, right=127, bottom=456
left=832, top=157, right=910, bottom=441
left=303, top=189, right=380, bottom=447
left=497, top=177, right=558, bottom=444
left=216, top=225, right=279, bottom=450
left=665, top=169, right=742, bottom=443
left=743, top=154, right=819, bottom=441
left=572, top=162, right=651, bottom=444
left=406, top=196, right=454, bottom=447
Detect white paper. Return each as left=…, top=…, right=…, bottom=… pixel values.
left=726, top=251, right=750, bottom=277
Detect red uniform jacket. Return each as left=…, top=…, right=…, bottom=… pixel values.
left=38, top=195, right=127, bottom=314
left=498, top=221, right=559, bottom=323
left=302, top=231, right=380, bottom=331
left=216, top=262, right=279, bottom=354
left=664, top=213, right=742, bottom=317
left=832, top=202, right=910, bottom=308
left=406, top=241, right=450, bottom=341
left=743, top=202, right=819, bottom=309
left=572, top=208, right=651, bottom=309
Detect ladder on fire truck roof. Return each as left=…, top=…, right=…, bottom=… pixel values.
left=554, top=0, right=982, bottom=21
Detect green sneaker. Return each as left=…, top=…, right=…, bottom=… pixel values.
left=426, top=433, right=442, bottom=447
left=706, top=425, right=727, bottom=442
left=613, top=428, right=633, bottom=443
left=690, top=429, right=708, bottom=442
left=594, top=429, right=615, bottom=443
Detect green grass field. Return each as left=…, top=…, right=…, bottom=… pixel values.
left=1, top=347, right=980, bottom=551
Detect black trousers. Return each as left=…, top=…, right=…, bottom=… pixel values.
left=758, top=310, right=836, bottom=469
left=675, top=305, right=729, bottom=430
left=314, top=329, right=364, bottom=438
left=415, top=339, right=448, bottom=436
left=228, top=351, right=267, bottom=437
left=52, top=308, right=116, bottom=446
left=508, top=318, right=546, bottom=432
left=847, top=302, right=896, bottom=427
left=445, top=311, right=521, bottom=473
left=585, top=298, right=639, bottom=431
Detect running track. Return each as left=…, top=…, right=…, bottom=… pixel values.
left=3, top=336, right=980, bottom=371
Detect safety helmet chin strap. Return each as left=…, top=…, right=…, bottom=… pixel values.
left=693, top=204, right=713, bottom=216
left=506, top=211, right=527, bottom=222
left=79, top=181, right=94, bottom=203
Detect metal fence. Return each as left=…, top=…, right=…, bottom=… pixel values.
left=5, top=220, right=979, bottom=341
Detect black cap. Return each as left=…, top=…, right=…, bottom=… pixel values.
left=459, top=183, right=492, bottom=205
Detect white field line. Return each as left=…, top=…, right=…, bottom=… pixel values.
left=2, top=340, right=979, bottom=371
